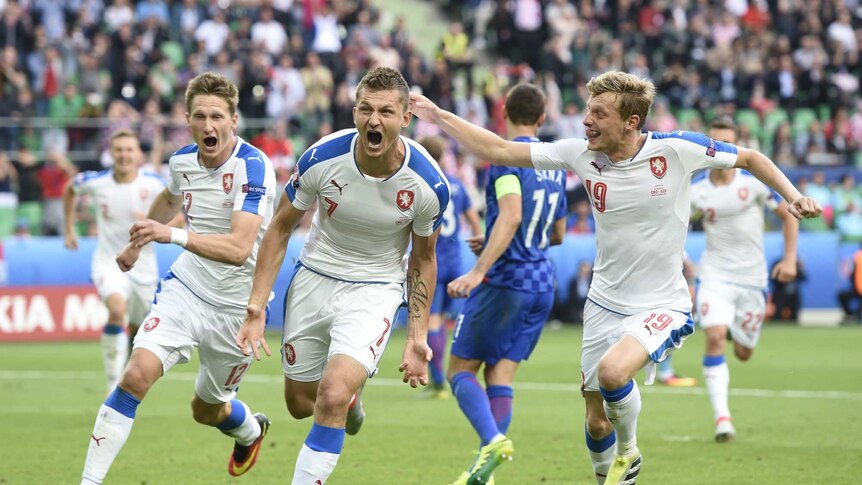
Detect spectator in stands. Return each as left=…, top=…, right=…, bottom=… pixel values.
left=0, top=152, right=18, bottom=238
left=195, top=9, right=230, bottom=58
left=769, top=258, right=806, bottom=322
left=300, top=51, right=334, bottom=130
left=37, top=150, right=77, bottom=236
left=837, top=246, right=862, bottom=323
left=251, top=6, right=289, bottom=57
left=438, top=21, right=474, bottom=90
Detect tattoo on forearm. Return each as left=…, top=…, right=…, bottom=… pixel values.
left=407, top=268, right=429, bottom=324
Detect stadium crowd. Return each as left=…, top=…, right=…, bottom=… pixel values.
left=1, top=0, right=861, bottom=240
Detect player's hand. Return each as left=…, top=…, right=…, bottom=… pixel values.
left=398, top=338, right=432, bottom=388
left=448, top=270, right=484, bottom=298
left=771, top=258, right=797, bottom=283
left=64, top=232, right=78, bottom=251
left=236, top=304, right=271, bottom=361
left=408, top=92, right=440, bottom=122
left=788, top=196, right=822, bottom=219
left=129, top=219, right=171, bottom=248
left=116, top=243, right=140, bottom=272
left=466, top=235, right=485, bottom=255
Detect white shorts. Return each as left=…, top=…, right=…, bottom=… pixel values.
left=281, top=266, right=403, bottom=382
left=133, top=273, right=253, bottom=404
left=581, top=300, right=695, bottom=392
left=695, top=278, right=766, bottom=349
left=92, top=260, right=157, bottom=325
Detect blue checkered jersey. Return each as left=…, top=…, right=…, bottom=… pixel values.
left=436, top=172, right=473, bottom=275
left=484, top=136, right=567, bottom=293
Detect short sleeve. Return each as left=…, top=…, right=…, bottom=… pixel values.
left=233, top=157, right=271, bottom=216
left=530, top=139, right=589, bottom=173
left=413, top=178, right=450, bottom=237
left=674, top=132, right=738, bottom=173
left=71, top=171, right=98, bottom=196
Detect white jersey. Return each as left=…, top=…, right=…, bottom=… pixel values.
left=72, top=169, right=165, bottom=285
left=166, top=137, right=277, bottom=310
left=691, top=170, right=780, bottom=288
left=531, top=131, right=737, bottom=314
left=286, top=129, right=450, bottom=283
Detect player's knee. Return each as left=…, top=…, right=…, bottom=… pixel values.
left=585, top=417, right=613, bottom=440
left=314, top=381, right=353, bottom=417
left=734, top=346, right=753, bottom=362
left=596, top=361, right=629, bottom=390
left=190, top=398, right=224, bottom=425
left=117, top=365, right=151, bottom=399
left=705, top=332, right=726, bottom=353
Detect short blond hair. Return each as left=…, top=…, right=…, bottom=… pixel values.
left=109, top=128, right=139, bottom=143
left=185, top=72, right=239, bottom=115
left=586, top=71, right=656, bottom=130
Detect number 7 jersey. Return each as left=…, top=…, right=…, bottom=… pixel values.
left=530, top=131, right=737, bottom=314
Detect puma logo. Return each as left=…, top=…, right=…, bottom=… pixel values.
left=91, top=434, right=107, bottom=446
left=329, top=179, right=348, bottom=195
left=434, top=180, right=445, bottom=189
left=644, top=324, right=655, bottom=336
left=183, top=174, right=191, bottom=185
left=590, top=161, right=604, bottom=175
left=309, top=148, right=318, bottom=162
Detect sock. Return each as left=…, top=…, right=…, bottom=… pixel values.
left=486, top=385, right=513, bottom=434
left=585, top=426, right=616, bottom=485
left=600, top=380, right=641, bottom=457
left=81, top=387, right=140, bottom=484
left=215, top=399, right=261, bottom=446
left=450, top=371, right=500, bottom=445
left=291, top=423, right=345, bottom=485
left=702, top=354, right=731, bottom=422
left=101, top=324, right=128, bottom=392
left=427, top=328, right=447, bottom=387
left=658, top=357, right=675, bottom=380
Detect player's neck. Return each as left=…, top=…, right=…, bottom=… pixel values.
left=356, top=140, right=405, bottom=178
left=113, top=169, right=137, bottom=184
left=709, top=168, right=735, bottom=185
left=607, top=132, right=646, bottom=162
left=506, top=125, right=538, bottom=141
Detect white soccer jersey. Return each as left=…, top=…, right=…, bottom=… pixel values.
left=73, top=169, right=165, bottom=285
left=166, top=137, right=277, bottom=310
left=286, top=129, right=450, bottom=283
left=691, top=170, right=780, bottom=288
left=531, top=131, right=737, bottom=314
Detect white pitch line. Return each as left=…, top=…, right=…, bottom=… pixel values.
left=1, top=370, right=860, bottom=401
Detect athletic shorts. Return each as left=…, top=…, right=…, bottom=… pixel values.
left=133, top=272, right=252, bottom=404
left=695, top=278, right=766, bottom=349
left=430, top=263, right=464, bottom=318
left=92, top=259, right=157, bottom=325
left=281, top=266, right=403, bottom=382
left=581, top=299, right=695, bottom=392
left=450, top=284, right=554, bottom=366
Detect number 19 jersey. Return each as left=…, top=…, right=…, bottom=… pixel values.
left=531, top=131, right=737, bottom=314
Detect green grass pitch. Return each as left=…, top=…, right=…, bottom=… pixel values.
left=2, top=324, right=860, bottom=484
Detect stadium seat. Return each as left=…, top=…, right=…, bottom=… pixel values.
left=763, top=108, right=790, bottom=147
left=0, top=207, right=14, bottom=238
left=160, top=41, right=185, bottom=68
left=792, top=108, right=818, bottom=138
left=676, top=108, right=702, bottom=129
left=735, top=109, right=762, bottom=139
left=16, top=202, right=42, bottom=235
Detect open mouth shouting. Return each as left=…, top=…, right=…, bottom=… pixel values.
left=203, top=135, right=218, bottom=150
left=366, top=130, right=383, bottom=150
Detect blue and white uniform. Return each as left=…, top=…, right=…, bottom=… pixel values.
left=451, top=136, right=567, bottom=365
left=72, top=169, right=164, bottom=324
left=136, top=138, right=276, bottom=403
left=691, top=170, right=780, bottom=348
left=282, top=129, right=449, bottom=380
left=531, top=131, right=737, bottom=389
left=431, top=172, right=473, bottom=318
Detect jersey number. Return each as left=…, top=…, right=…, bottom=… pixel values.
left=183, top=192, right=192, bottom=213
left=324, top=197, right=338, bottom=216
left=440, top=202, right=457, bottom=237
left=223, top=363, right=249, bottom=389
left=525, top=189, right=561, bottom=249
left=585, top=179, right=607, bottom=213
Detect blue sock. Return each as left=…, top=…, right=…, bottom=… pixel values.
left=585, top=426, right=616, bottom=453
left=703, top=354, right=725, bottom=367
left=305, top=423, right=345, bottom=454
left=216, top=399, right=247, bottom=431
left=427, top=328, right=446, bottom=386
left=104, top=387, right=141, bottom=419
left=600, top=380, right=634, bottom=403
left=486, top=385, right=513, bottom=434
left=103, top=323, right=124, bottom=335
left=450, top=371, right=499, bottom=445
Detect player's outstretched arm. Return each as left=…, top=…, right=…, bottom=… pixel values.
left=237, top=193, right=306, bottom=360
left=61, top=179, right=78, bottom=250
left=448, top=193, right=521, bottom=299
left=734, top=148, right=822, bottom=219
left=409, top=92, right=533, bottom=168
left=399, top=229, right=439, bottom=388
left=771, top=199, right=800, bottom=283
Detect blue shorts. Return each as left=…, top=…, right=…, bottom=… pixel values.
left=430, top=263, right=464, bottom=318
left=450, top=284, right=554, bottom=365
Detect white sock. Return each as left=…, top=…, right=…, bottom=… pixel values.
left=703, top=361, right=731, bottom=421
left=219, top=401, right=261, bottom=446
left=588, top=443, right=615, bottom=484
left=291, top=443, right=340, bottom=485
left=100, top=330, right=128, bottom=392
left=602, top=381, right=641, bottom=457
left=81, top=404, right=135, bottom=484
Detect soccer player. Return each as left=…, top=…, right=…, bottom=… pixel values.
left=445, top=83, right=567, bottom=485
left=80, top=72, right=277, bottom=484
left=62, top=129, right=165, bottom=394
left=409, top=71, right=821, bottom=485
left=417, top=134, right=482, bottom=399
left=690, top=116, right=800, bottom=442
left=235, top=67, right=449, bottom=485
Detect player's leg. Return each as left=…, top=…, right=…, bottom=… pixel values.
left=696, top=279, right=737, bottom=441
left=424, top=278, right=450, bottom=397
left=656, top=355, right=697, bottom=387
left=584, top=391, right=616, bottom=485
left=81, top=276, right=194, bottom=484
left=484, top=360, right=517, bottom=435
left=101, top=293, right=129, bottom=394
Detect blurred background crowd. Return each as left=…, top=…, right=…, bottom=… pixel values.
left=1, top=0, right=861, bottom=242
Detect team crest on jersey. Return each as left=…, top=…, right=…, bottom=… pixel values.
left=284, top=343, right=296, bottom=365
left=738, top=187, right=749, bottom=200
left=143, top=317, right=160, bottom=332
left=222, top=173, right=234, bottom=193
left=139, top=188, right=149, bottom=201
left=649, top=156, right=668, bottom=179
left=396, top=190, right=414, bottom=211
